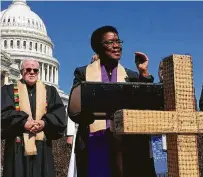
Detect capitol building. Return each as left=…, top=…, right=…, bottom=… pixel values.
left=0, top=0, right=69, bottom=106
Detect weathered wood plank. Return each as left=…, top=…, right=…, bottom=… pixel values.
left=114, top=110, right=203, bottom=134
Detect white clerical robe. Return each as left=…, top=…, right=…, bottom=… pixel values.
left=67, top=116, right=78, bottom=177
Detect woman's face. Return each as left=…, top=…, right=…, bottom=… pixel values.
left=101, top=32, right=122, bottom=61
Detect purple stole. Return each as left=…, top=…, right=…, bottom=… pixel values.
left=101, top=65, right=117, bottom=128
left=88, top=64, right=117, bottom=177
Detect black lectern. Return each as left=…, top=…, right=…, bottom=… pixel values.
left=68, top=82, right=164, bottom=123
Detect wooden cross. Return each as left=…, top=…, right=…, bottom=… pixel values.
left=113, top=54, right=203, bottom=177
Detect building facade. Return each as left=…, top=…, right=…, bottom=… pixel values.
left=0, top=0, right=69, bottom=105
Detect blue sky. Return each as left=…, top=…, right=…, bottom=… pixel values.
left=2, top=1, right=203, bottom=108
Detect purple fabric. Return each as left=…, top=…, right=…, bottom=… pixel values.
left=101, top=64, right=117, bottom=83
left=89, top=129, right=106, bottom=137
left=88, top=64, right=118, bottom=177
left=88, top=130, right=111, bottom=177
left=101, top=65, right=117, bottom=128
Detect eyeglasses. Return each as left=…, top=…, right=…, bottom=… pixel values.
left=101, top=39, right=123, bottom=47
left=25, top=68, right=39, bottom=73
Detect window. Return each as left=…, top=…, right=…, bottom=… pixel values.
left=23, top=41, right=26, bottom=49
left=29, top=42, right=32, bottom=50
left=13, top=17, right=15, bottom=23
left=44, top=46, right=46, bottom=53
left=10, top=40, right=13, bottom=48
left=35, top=43, right=38, bottom=51
left=8, top=18, right=10, bottom=23
left=40, top=44, right=42, bottom=52
left=17, top=40, right=20, bottom=48
left=3, top=19, right=6, bottom=23
left=28, top=19, right=30, bottom=25
left=4, top=40, right=7, bottom=48
left=32, top=20, right=34, bottom=25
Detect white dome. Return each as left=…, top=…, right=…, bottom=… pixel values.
left=1, top=0, right=47, bottom=35
left=0, top=0, right=62, bottom=88
left=0, top=0, right=69, bottom=104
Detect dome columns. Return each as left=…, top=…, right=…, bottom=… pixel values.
left=37, top=62, right=58, bottom=85
left=51, top=65, right=53, bottom=83
left=47, top=64, right=49, bottom=82
left=41, top=62, right=45, bottom=81
left=55, top=67, right=58, bottom=85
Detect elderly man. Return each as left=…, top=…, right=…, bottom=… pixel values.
left=1, top=59, right=66, bottom=177
left=69, top=25, right=156, bottom=177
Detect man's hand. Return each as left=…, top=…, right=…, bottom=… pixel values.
left=29, top=120, right=45, bottom=133
left=135, top=52, right=150, bottom=77
left=24, top=120, right=35, bottom=131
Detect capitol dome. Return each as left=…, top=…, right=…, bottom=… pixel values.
left=1, top=0, right=60, bottom=88
left=1, top=0, right=47, bottom=35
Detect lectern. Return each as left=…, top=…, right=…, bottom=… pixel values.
left=68, top=81, right=164, bottom=122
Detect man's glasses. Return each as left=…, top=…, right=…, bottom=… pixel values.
left=101, top=39, right=123, bottom=47
left=25, top=68, right=39, bottom=73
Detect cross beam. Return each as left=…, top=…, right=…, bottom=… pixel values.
left=114, top=110, right=203, bottom=134
left=113, top=54, right=203, bottom=177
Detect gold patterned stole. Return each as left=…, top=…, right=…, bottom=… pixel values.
left=17, top=80, right=47, bottom=155
left=86, top=60, right=128, bottom=133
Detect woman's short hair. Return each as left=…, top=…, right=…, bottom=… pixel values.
left=91, top=25, right=118, bottom=54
